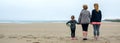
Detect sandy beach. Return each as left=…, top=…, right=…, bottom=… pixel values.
left=0, top=22, right=120, bottom=43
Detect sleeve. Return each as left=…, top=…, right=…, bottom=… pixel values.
left=91, top=10, right=94, bottom=22
left=100, top=10, right=102, bottom=21
left=78, top=10, right=82, bottom=23
left=75, top=20, right=78, bottom=24
left=66, top=21, right=70, bottom=25
left=88, top=11, right=91, bottom=19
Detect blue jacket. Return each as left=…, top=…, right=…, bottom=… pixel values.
left=66, top=20, right=77, bottom=29
left=91, top=9, right=102, bottom=22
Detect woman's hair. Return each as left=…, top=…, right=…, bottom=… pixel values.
left=83, top=4, right=88, bottom=9
left=94, top=3, right=99, bottom=6
left=83, top=4, right=87, bottom=7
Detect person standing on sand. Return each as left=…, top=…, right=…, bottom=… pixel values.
left=91, top=3, right=102, bottom=40
left=66, top=15, right=78, bottom=40
left=78, top=4, right=91, bottom=40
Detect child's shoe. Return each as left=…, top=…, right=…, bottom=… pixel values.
left=71, top=37, right=78, bottom=40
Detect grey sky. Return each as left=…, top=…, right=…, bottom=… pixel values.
left=0, top=0, right=120, bottom=20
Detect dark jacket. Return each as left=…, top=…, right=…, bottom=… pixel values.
left=91, top=9, right=102, bottom=22
left=66, top=20, right=77, bottom=29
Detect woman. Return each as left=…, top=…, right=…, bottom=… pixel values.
left=78, top=4, right=90, bottom=40
left=91, top=3, right=102, bottom=40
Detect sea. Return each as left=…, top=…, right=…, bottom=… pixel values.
left=0, top=20, right=112, bottom=24
left=0, top=20, right=68, bottom=24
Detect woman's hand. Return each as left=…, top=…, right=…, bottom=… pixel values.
left=90, top=22, right=92, bottom=24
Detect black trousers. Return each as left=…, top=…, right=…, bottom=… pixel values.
left=71, top=28, right=76, bottom=38
left=81, top=24, right=89, bottom=31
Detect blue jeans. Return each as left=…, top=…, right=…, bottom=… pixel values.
left=93, top=24, right=100, bottom=36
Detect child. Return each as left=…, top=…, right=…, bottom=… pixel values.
left=66, top=15, right=78, bottom=40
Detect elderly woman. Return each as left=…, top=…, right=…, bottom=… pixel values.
left=91, top=3, right=102, bottom=40
left=78, top=4, right=90, bottom=40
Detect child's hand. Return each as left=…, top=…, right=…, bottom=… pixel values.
left=66, top=23, right=71, bottom=27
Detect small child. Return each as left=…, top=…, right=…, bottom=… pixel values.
left=66, top=15, right=78, bottom=40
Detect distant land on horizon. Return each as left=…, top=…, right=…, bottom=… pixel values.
left=0, top=18, right=120, bottom=23
left=104, top=19, right=120, bottom=22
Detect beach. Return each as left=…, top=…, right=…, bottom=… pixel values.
left=0, top=22, right=120, bottom=43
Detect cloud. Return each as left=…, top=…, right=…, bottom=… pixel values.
left=0, top=0, right=120, bottom=20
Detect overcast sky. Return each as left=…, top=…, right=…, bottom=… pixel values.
left=0, top=0, right=120, bottom=20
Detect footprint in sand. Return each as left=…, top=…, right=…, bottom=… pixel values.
left=0, top=34, right=5, bottom=39
left=109, top=36, right=120, bottom=40
left=8, top=36, right=18, bottom=39
left=99, top=37, right=111, bottom=43
left=42, top=36, right=55, bottom=39
left=26, top=39, right=32, bottom=42
left=21, top=35, right=38, bottom=39
left=114, top=36, right=120, bottom=40
left=59, top=37, right=64, bottom=40
left=7, top=34, right=23, bottom=39
left=77, top=37, right=111, bottom=43
left=32, top=42, right=40, bottom=43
